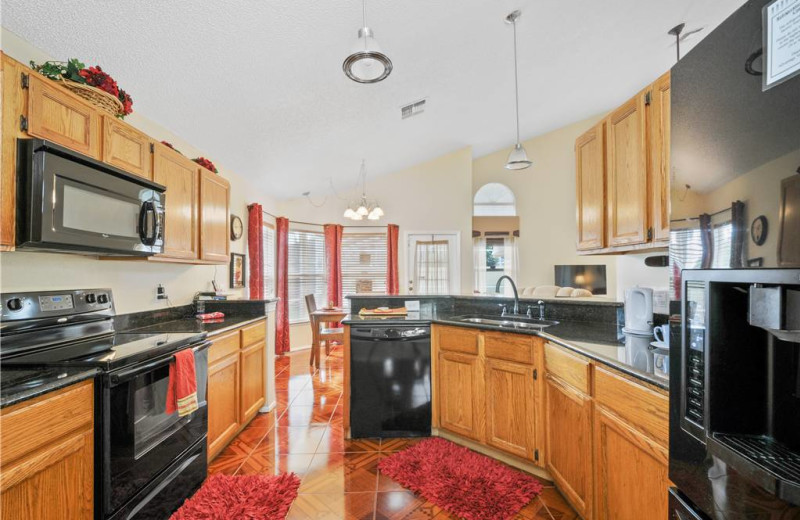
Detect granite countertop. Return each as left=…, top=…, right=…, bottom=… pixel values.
left=343, top=312, right=667, bottom=391
left=1, top=367, right=99, bottom=409
left=124, top=315, right=266, bottom=337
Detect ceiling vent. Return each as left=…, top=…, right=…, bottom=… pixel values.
left=401, top=99, right=426, bottom=119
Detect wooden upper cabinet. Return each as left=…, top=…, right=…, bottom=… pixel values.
left=0, top=380, right=94, bottom=520
left=546, top=375, right=592, bottom=519
left=485, top=358, right=537, bottom=461
left=153, top=144, right=199, bottom=259
left=102, top=117, right=153, bottom=179
left=437, top=351, right=484, bottom=442
left=648, top=72, right=671, bottom=243
left=26, top=74, right=100, bottom=159
left=606, top=93, right=648, bottom=247
left=1, top=54, right=27, bottom=251
left=575, top=122, right=606, bottom=250
left=199, top=168, right=230, bottom=263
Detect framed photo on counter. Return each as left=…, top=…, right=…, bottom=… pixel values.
left=230, top=253, right=246, bottom=289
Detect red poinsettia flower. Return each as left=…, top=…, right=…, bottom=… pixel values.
left=192, top=157, right=218, bottom=174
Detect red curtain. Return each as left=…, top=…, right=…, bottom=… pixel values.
left=275, top=217, right=290, bottom=355
left=324, top=224, right=343, bottom=308
left=387, top=224, right=400, bottom=295
left=247, top=204, right=263, bottom=300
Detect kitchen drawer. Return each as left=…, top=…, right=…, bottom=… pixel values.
left=436, top=325, right=479, bottom=355
left=594, top=366, right=669, bottom=448
left=209, top=330, right=240, bottom=364
left=545, top=342, right=591, bottom=395
left=484, top=331, right=535, bottom=365
left=0, top=379, right=94, bottom=466
left=240, top=319, right=266, bottom=347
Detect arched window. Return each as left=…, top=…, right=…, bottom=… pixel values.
left=473, top=183, right=516, bottom=216
left=472, top=183, right=518, bottom=295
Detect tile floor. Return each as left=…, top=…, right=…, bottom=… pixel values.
left=208, top=345, right=579, bottom=519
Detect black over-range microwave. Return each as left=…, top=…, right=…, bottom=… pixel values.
left=16, top=139, right=165, bottom=256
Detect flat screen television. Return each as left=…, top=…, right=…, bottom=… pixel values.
left=554, top=265, right=607, bottom=295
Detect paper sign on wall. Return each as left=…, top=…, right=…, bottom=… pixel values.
left=764, top=0, right=800, bottom=89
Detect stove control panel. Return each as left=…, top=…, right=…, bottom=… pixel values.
left=1, top=289, right=113, bottom=321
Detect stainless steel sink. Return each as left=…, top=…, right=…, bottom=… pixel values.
left=452, top=315, right=559, bottom=329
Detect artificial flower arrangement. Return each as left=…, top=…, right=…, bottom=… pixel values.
left=192, top=157, right=218, bottom=173
left=30, top=58, right=133, bottom=117
left=161, top=141, right=182, bottom=154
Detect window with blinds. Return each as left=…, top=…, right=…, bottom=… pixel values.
left=262, top=223, right=275, bottom=298
left=669, top=220, right=734, bottom=294
left=342, top=233, right=387, bottom=309
left=287, top=229, right=327, bottom=323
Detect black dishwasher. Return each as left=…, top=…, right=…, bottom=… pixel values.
left=349, top=325, right=431, bottom=438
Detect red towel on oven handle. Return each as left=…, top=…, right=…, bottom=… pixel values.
left=166, top=348, right=198, bottom=417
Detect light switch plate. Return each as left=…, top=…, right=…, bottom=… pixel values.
left=405, top=300, right=420, bottom=311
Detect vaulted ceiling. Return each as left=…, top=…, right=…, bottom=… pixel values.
left=2, top=0, right=745, bottom=199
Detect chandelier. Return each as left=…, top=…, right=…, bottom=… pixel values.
left=343, top=160, right=384, bottom=220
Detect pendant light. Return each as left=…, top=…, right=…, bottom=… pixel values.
left=504, top=10, right=532, bottom=171
left=343, top=0, right=393, bottom=84
left=343, top=160, right=384, bottom=221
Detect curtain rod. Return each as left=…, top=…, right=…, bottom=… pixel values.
left=260, top=209, right=386, bottom=229
left=670, top=205, right=732, bottom=224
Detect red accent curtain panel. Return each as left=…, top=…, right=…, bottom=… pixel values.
left=247, top=204, right=263, bottom=300
left=275, top=217, right=291, bottom=355
left=324, top=224, right=343, bottom=308
left=387, top=224, right=400, bottom=295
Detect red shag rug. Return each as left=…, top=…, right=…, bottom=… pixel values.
left=171, top=473, right=300, bottom=519
left=378, top=438, right=543, bottom=520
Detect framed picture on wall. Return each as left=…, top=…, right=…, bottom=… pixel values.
left=230, top=253, right=246, bottom=289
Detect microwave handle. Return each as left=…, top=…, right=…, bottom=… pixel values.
left=138, top=201, right=158, bottom=246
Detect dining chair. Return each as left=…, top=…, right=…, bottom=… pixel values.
left=304, top=294, right=344, bottom=367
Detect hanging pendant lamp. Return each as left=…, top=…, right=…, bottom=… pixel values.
left=343, top=0, right=393, bottom=84
left=504, top=10, right=532, bottom=170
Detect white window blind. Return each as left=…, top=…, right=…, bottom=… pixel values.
left=669, top=220, right=734, bottom=294
left=262, top=223, right=275, bottom=298
left=287, top=230, right=327, bottom=323
left=342, top=233, right=387, bottom=309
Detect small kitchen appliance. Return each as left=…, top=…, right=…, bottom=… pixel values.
left=623, top=286, right=654, bottom=334
left=16, top=139, right=165, bottom=256
left=0, top=289, right=209, bottom=519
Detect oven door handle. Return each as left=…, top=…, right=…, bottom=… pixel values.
left=109, top=341, right=211, bottom=386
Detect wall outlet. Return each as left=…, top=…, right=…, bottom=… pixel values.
left=653, top=289, right=669, bottom=314
left=157, top=284, right=168, bottom=300
left=405, top=300, right=421, bottom=312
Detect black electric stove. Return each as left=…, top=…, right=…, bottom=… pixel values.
left=0, top=289, right=210, bottom=520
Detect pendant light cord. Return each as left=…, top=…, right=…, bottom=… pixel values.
left=512, top=19, right=521, bottom=144
left=362, top=0, right=367, bottom=28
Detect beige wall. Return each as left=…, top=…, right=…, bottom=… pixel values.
left=277, top=147, right=473, bottom=349
left=0, top=29, right=279, bottom=314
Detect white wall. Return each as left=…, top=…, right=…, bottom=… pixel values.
left=0, top=29, right=279, bottom=314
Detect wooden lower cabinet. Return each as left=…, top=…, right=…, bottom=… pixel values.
left=437, top=350, right=484, bottom=441
left=0, top=379, right=94, bottom=520
left=593, top=405, right=669, bottom=520
left=207, top=351, right=241, bottom=459
left=239, top=340, right=266, bottom=424
left=207, top=319, right=267, bottom=461
left=545, top=374, right=593, bottom=519
left=485, top=358, right=537, bottom=460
